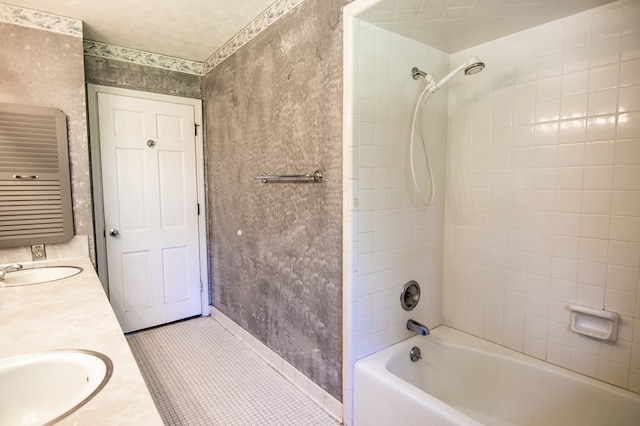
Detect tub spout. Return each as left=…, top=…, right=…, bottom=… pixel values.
left=407, top=319, right=430, bottom=336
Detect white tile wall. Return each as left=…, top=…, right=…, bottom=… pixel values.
left=342, top=16, right=449, bottom=426
left=351, top=19, right=447, bottom=360
left=444, top=0, right=640, bottom=393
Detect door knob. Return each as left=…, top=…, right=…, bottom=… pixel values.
left=108, top=229, right=119, bottom=237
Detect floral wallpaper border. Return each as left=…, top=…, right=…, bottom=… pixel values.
left=203, top=0, right=305, bottom=74
left=1, top=0, right=306, bottom=75
left=0, top=3, right=82, bottom=37
left=83, top=40, right=205, bottom=76
left=83, top=0, right=305, bottom=75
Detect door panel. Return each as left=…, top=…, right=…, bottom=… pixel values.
left=113, top=109, right=145, bottom=136
left=98, top=92, right=202, bottom=333
left=122, top=251, right=152, bottom=310
left=158, top=150, right=187, bottom=228
left=115, top=148, right=147, bottom=231
left=157, top=114, right=183, bottom=139
left=162, top=246, right=189, bottom=303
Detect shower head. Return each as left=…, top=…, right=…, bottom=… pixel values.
left=464, top=57, right=485, bottom=75
left=429, top=56, right=485, bottom=93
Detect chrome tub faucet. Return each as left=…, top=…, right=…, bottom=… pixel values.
left=407, top=319, right=430, bottom=336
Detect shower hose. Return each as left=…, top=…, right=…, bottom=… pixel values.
left=409, top=85, right=435, bottom=207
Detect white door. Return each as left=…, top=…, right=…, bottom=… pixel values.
left=98, top=92, right=202, bottom=333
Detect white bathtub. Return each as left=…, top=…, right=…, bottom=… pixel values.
left=354, top=326, right=640, bottom=425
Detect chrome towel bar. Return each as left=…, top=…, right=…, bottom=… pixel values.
left=255, top=170, right=323, bottom=183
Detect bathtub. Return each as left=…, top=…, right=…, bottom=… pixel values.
left=354, top=326, right=640, bottom=425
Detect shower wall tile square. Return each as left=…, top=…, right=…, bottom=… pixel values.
left=443, top=0, right=640, bottom=393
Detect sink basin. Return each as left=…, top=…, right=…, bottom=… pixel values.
left=0, top=350, right=113, bottom=425
left=0, top=266, right=82, bottom=287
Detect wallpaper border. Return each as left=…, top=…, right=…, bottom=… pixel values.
left=0, top=3, right=82, bottom=37
left=203, top=0, right=306, bottom=74
left=1, top=0, right=307, bottom=75
left=83, top=40, right=205, bottom=76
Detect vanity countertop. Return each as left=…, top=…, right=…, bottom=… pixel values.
left=0, top=257, right=163, bottom=425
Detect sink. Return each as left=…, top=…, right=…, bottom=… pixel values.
left=0, top=266, right=82, bottom=287
left=0, top=350, right=113, bottom=425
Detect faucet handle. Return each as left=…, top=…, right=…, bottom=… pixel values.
left=410, top=346, right=422, bottom=362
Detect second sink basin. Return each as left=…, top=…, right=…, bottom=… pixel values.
left=1, top=266, right=82, bottom=286
left=0, top=350, right=113, bottom=426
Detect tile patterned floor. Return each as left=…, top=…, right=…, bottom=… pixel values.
left=127, top=316, right=340, bottom=425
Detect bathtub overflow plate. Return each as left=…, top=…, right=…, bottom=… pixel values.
left=410, top=346, right=422, bottom=362
left=401, top=280, right=421, bottom=311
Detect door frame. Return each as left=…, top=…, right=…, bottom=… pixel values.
left=87, top=84, right=210, bottom=317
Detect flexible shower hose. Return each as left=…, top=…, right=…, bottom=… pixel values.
left=409, top=85, right=435, bottom=207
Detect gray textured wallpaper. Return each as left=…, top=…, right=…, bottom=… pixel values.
left=0, top=22, right=93, bottom=258
left=203, top=0, right=347, bottom=399
left=85, top=56, right=202, bottom=99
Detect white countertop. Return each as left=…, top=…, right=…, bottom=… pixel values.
left=0, top=257, right=163, bottom=425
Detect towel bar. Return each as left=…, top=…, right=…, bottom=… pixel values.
left=255, top=170, right=323, bottom=183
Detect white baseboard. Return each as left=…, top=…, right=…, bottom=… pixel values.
left=210, top=307, right=343, bottom=423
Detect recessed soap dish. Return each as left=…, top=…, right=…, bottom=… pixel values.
left=569, top=304, right=619, bottom=342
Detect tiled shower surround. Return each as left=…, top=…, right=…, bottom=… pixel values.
left=345, top=0, right=640, bottom=422
left=343, top=17, right=450, bottom=423
left=347, top=18, right=449, bottom=367
left=443, top=0, right=640, bottom=391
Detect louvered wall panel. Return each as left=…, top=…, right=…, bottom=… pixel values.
left=0, top=103, right=73, bottom=248
left=0, top=112, right=59, bottom=173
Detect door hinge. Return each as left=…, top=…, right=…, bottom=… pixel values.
left=197, top=203, right=200, bottom=216
left=194, top=123, right=200, bottom=136
left=200, top=281, right=203, bottom=292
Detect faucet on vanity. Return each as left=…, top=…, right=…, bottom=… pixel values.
left=407, top=319, right=430, bottom=336
left=0, top=264, right=22, bottom=282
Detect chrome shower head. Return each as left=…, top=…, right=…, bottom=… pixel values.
left=428, top=55, right=485, bottom=93
left=464, top=57, right=485, bottom=75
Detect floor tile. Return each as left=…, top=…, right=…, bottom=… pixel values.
left=127, top=316, right=340, bottom=426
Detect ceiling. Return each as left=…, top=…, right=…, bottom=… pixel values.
left=4, top=0, right=617, bottom=63
left=4, top=0, right=277, bottom=62
left=358, top=0, right=616, bottom=53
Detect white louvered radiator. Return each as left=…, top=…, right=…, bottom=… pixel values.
left=0, top=103, right=73, bottom=248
